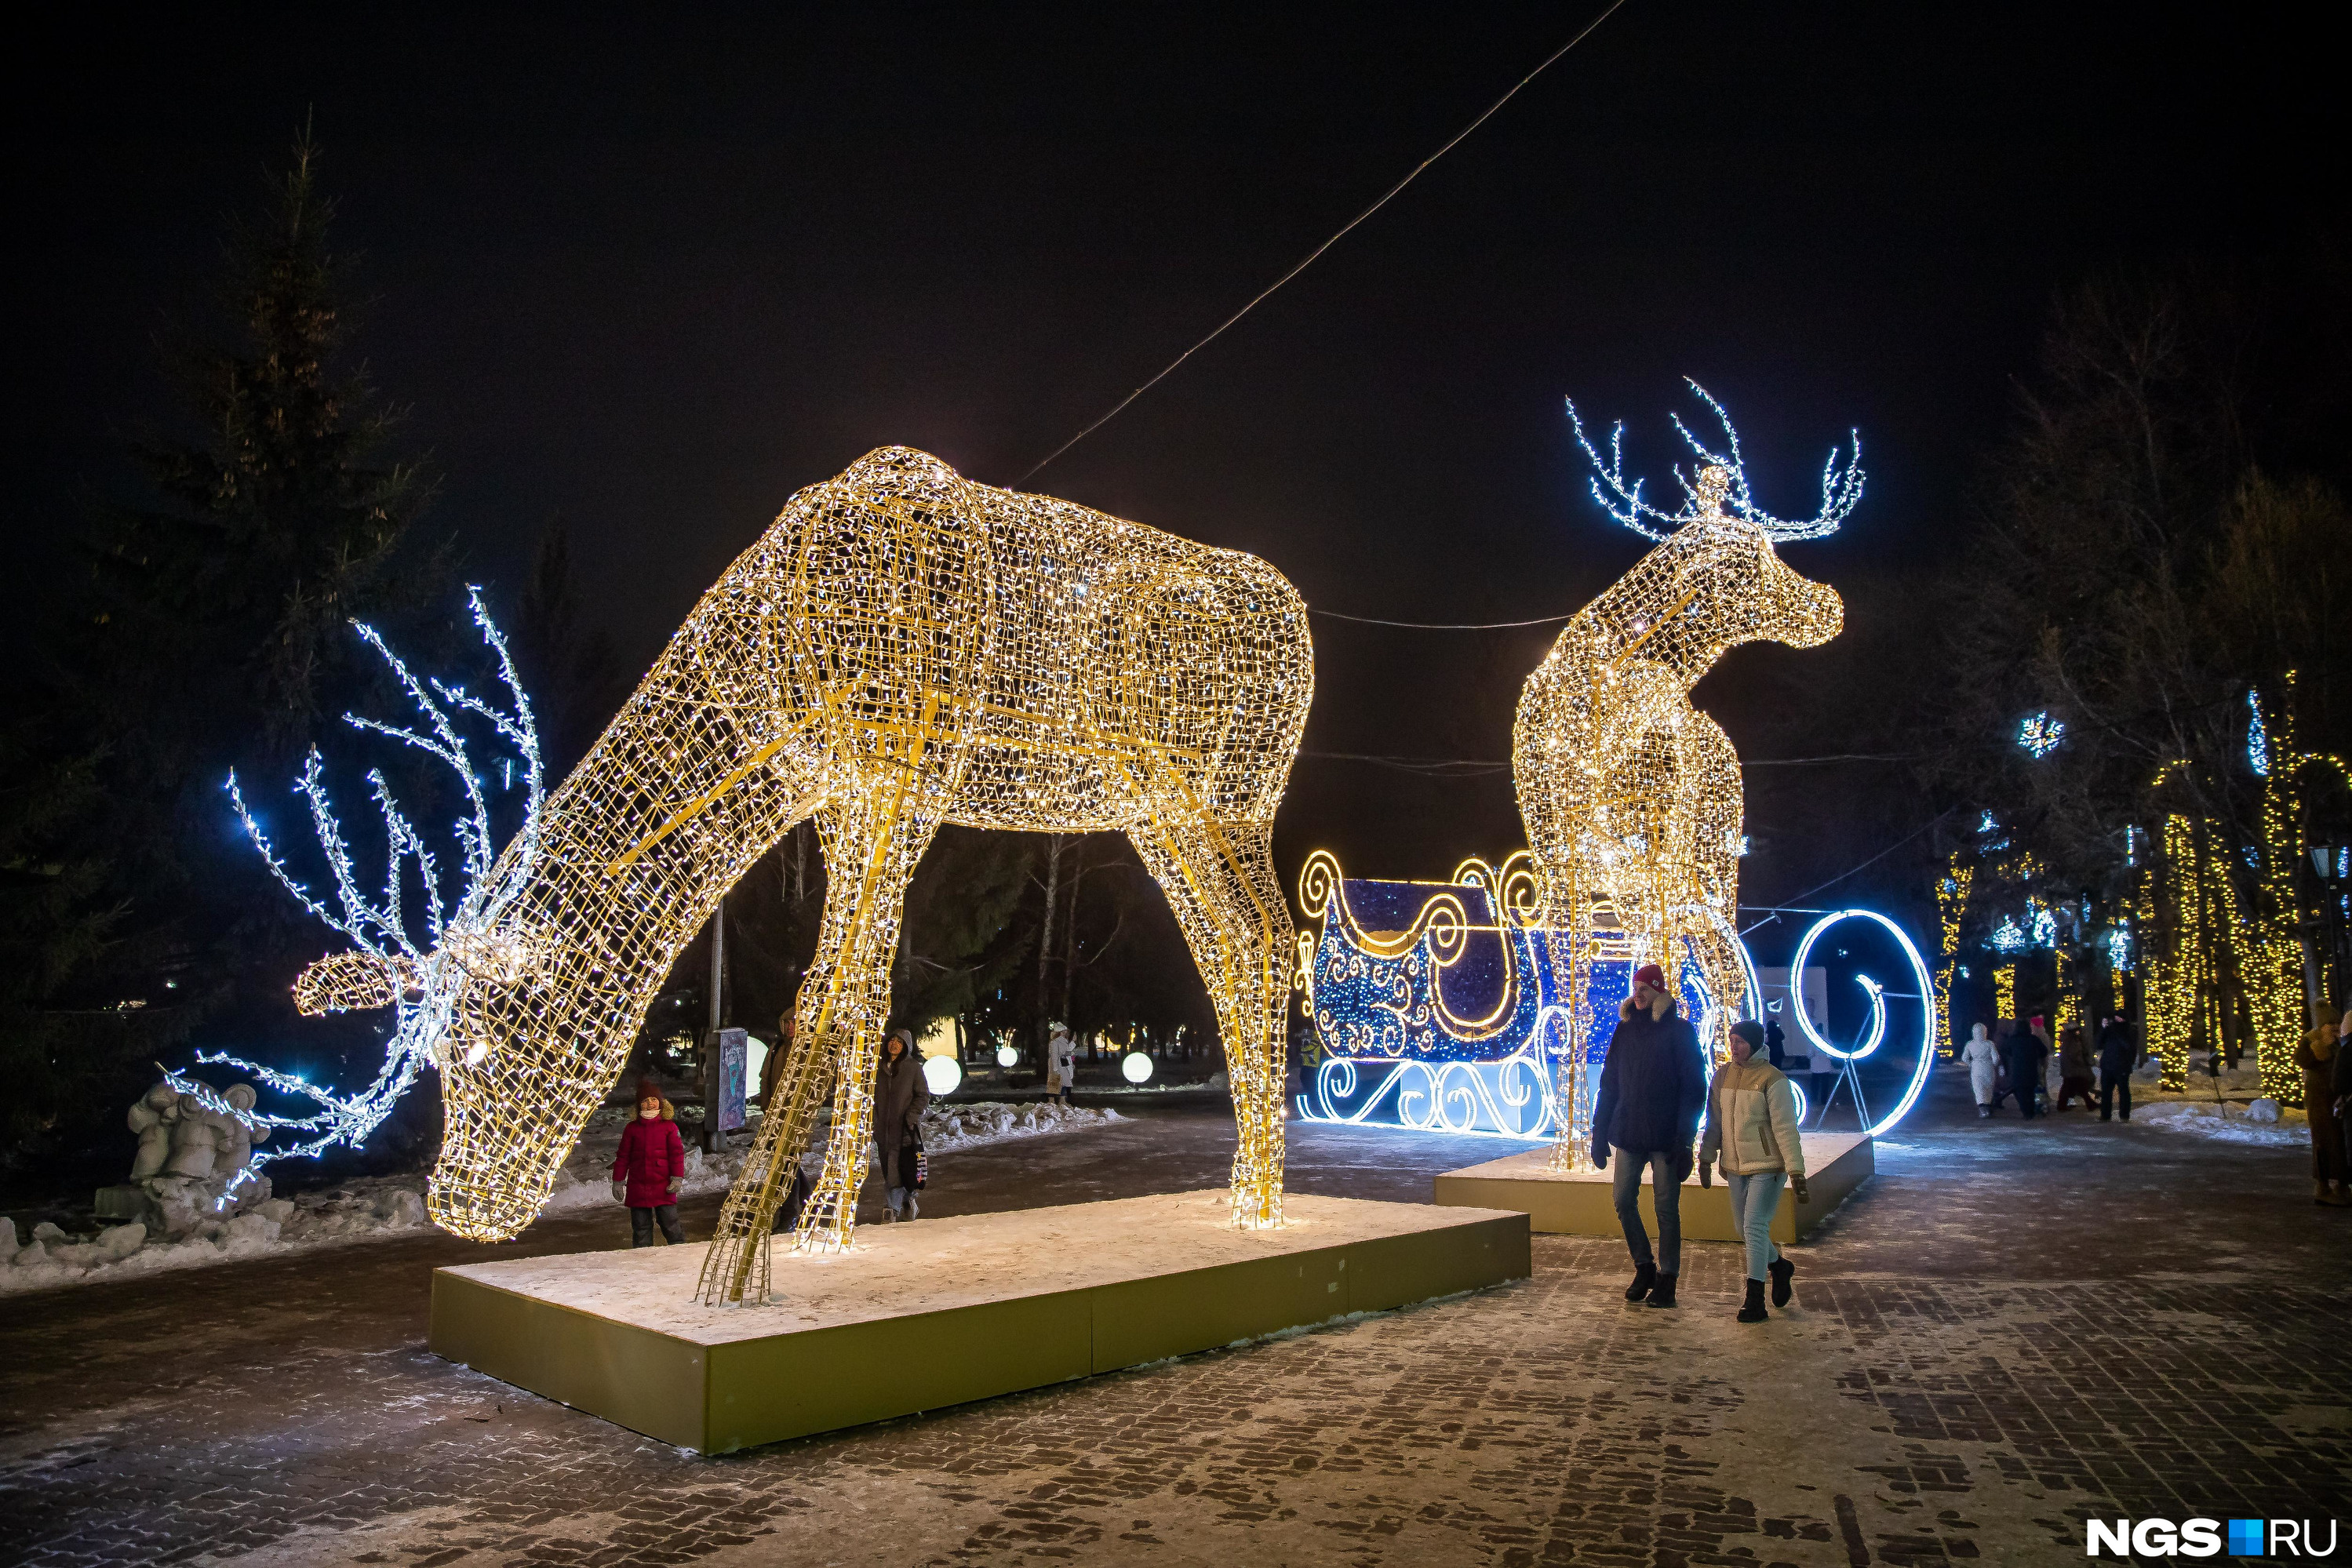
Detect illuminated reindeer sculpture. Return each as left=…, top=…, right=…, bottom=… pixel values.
left=273, top=448, right=1309, bottom=1305
left=1515, top=384, right=1856, bottom=1167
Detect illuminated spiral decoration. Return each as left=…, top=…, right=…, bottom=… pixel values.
left=1786, top=908, right=1934, bottom=1137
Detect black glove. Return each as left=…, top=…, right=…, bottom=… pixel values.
left=1590, top=1142, right=1607, bottom=1170
left=1670, top=1148, right=1694, bottom=1184
left=1697, top=1159, right=1712, bottom=1188
left=1790, top=1173, right=1811, bottom=1204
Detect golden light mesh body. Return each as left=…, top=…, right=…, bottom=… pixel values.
left=398, top=447, right=1308, bottom=1296
left=1514, top=469, right=1842, bottom=1168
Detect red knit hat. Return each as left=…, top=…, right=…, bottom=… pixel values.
left=1632, top=963, right=1667, bottom=993
left=635, top=1077, right=662, bottom=1104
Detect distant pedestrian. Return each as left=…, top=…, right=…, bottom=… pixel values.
left=1960, top=1022, right=2001, bottom=1118
left=2001, top=1020, right=2046, bottom=1119
left=1764, top=1017, right=1787, bottom=1070
left=1592, top=962, right=1708, bottom=1310
left=2033, top=1016, right=2060, bottom=1105
left=1045, top=1024, right=1078, bottom=1105
left=2298, top=1009, right=2348, bottom=1208
left=1699, top=1019, right=1811, bottom=1322
left=760, top=1008, right=797, bottom=1107
left=2336, top=1008, right=2352, bottom=1181
left=2096, top=1012, right=2139, bottom=1122
left=612, top=1078, right=686, bottom=1246
left=1986, top=1020, right=2019, bottom=1111
left=874, top=1028, right=931, bottom=1222
left=2054, top=1025, right=2095, bottom=1111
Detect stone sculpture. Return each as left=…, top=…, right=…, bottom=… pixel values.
left=98, top=1077, right=273, bottom=1237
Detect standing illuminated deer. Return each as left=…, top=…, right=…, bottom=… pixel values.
left=288, top=447, right=1309, bottom=1304
left=1515, top=384, right=1856, bottom=1167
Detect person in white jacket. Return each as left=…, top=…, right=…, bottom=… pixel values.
left=1045, top=1024, right=1078, bottom=1104
left=1698, top=1020, right=1809, bottom=1322
left=1960, top=1022, right=2002, bottom=1118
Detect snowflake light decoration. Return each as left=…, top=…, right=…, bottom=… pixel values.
left=2019, top=710, right=2066, bottom=757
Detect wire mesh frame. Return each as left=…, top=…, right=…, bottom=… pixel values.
left=361, top=447, right=1307, bottom=1303
left=1514, top=464, right=1845, bottom=1170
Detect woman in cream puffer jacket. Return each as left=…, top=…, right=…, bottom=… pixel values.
left=1699, top=1020, right=1809, bottom=1322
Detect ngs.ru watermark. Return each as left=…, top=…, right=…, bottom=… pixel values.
left=2088, top=1518, right=2339, bottom=1558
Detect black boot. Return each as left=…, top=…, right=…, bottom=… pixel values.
left=1769, top=1257, right=1794, bottom=1308
left=1738, top=1279, right=1768, bottom=1322
left=1624, top=1262, right=1657, bottom=1303
left=1645, top=1273, right=1678, bottom=1309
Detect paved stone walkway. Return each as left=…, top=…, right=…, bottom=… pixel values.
left=4, top=1070, right=2347, bottom=1566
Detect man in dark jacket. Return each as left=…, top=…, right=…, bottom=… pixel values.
left=2000, top=1018, right=2045, bottom=1119
left=1592, top=962, right=1709, bottom=1309
left=1764, top=1016, right=1786, bottom=1070
left=2096, top=1011, right=2139, bottom=1122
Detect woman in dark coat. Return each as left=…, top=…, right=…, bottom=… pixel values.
left=873, top=1029, right=932, bottom=1222
left=1999, top=1020, right=2045, bottom=1119
left=2054, top=1025, right=2096, bottom=1111
left=2298, top=1012, right=2347, bottom=1207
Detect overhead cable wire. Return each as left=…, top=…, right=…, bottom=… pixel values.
left=1018, top=0, right=1632, bottom=483
left=1739, top=806, right=1959, bottom=935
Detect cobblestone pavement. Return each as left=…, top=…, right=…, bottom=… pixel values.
left=4, top=1069, right=2347, bottom=1566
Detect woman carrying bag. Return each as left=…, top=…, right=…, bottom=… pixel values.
left=873, top=1028, right=931, bottom=1222
left=1698, top=1020, right=1808, bottom=1322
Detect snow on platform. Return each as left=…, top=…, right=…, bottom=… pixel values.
left=1433, top=1132, right=1873, bottom=1243
left=429, top=1189, right=1530, bottom=1453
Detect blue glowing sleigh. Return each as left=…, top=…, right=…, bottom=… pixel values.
left=1294, top=850, right=1729, bottom=1141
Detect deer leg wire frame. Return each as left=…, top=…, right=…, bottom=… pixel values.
left=288, top=449, right=1309, bottom=1300
left=1517, top=387, right=1854, bottom=1169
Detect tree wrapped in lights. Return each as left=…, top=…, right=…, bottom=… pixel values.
left=1933, top=860, right=1972, bottom=1057
left=177, top=588, right=544, bottom=1177
left=1517, top=383, right=1853, bottom=1169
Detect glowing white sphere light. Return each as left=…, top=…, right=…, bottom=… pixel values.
left=995, top=1042, right=1019, bottom=1069
left=1120, top=1050, right=1154, bottom=1085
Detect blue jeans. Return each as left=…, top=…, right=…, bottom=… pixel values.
left=1724, top=1170, right=1785, bottom=1281
left=1609, top=1146, right=1682, bottom=1275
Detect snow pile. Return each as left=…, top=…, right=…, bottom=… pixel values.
left=2, top=1174, right=435, bottom=1297
left=2134, top=1099, right=2312, bottom=1148
left=2, top=1098, right=1117, bottom=1296
left=923, top=1099, right=1121, bottom=1151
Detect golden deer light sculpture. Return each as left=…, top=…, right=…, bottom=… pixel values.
left=1515, top=384, right=1855, bottom=1168
left=292, top=447, right=1311, bottom=1304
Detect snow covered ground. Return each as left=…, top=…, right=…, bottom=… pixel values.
left=0, top=1098, right=1120, bottom=1297
left=2131, top=1099, right=2311, bottom=1148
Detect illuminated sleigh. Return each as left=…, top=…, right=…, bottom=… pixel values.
left=1295, top=849, right=1753, bottom=1141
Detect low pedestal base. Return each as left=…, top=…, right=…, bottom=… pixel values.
left=430, top=1189, right=1529, bottom=1454
left=1432, top=1132, right=1873, bottom=1242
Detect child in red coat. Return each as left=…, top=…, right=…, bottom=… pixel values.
left=612, top=1079, right=687, bottom=1246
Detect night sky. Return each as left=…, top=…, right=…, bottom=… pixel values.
left=7, top=4, right=2309, bottom=923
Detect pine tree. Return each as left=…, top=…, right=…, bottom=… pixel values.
left=0, top=123, right=449, bottom=1174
